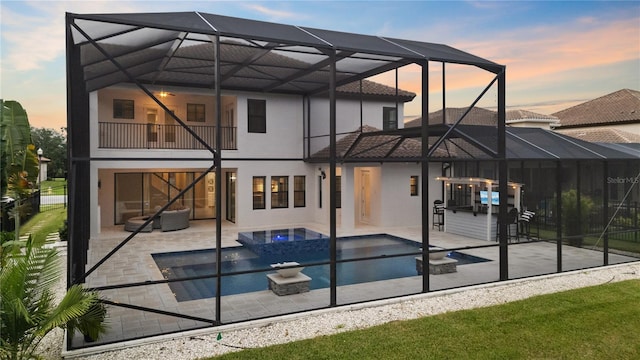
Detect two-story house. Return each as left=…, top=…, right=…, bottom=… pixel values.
left=93, top=80, right=416, bottom=236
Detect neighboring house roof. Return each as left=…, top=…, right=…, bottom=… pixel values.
left=405, top=108, right=561, bottom=128
left=552, top=89, right=640, bottom=128
left=404, top=107, right=498, bottom=127
left=555, top=128, right=640, bottom=143
left=506, top=109, right=559, bottom=125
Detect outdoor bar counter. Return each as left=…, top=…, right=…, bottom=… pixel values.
left=437, top=177, right=522, bottom=241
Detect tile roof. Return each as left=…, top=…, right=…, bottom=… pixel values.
left=555, top=128, right=640, bottom=143
left=335, top=80, right=416, bottom=102
left=552, top=89, right=640, bottom=128
left=311, top=125, right=448, bottom=159
left=312, top=125, right=418, bottom=159
left=506, top=109, right=558, bottom=122
left=404, top=107, right=498, bottom=127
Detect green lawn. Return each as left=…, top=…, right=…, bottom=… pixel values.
left=18, top=208, right=66, bottom=242
left=211, top=280, right=640, bottom=360
left=40, top=178, right=67, bottom=196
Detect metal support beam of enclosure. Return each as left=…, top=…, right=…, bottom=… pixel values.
left=329, top=49, right=338, bottom=307
left=497, top=68, right=508, bottom=281
left=214, top=34, right=223, bottom=325
left=421, top=60, right=430, bottom=292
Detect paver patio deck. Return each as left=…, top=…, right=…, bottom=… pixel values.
left=76, top=220, right=638, bottom=347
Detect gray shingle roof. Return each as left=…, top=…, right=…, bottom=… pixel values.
left=552, top=89, right=640, bottom=128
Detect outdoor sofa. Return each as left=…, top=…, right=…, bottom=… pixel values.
left=124, top=207, right=190, bottom=232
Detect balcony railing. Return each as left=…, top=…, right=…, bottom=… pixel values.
left=99, top=122, right=237, bottom=150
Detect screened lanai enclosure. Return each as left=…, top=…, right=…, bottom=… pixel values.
left=65, top=11, right=640, bottom=351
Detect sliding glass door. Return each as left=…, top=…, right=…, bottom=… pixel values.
left=114, top=171, right=216, bottom=224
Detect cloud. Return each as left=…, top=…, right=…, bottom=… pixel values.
left=379, top=8, right=640, bottom=114
left=456, top=16, right=639, bottom=83
left=0, top=1, right=145, bottom=72
left=241, top=3, right=304, bottom=21
left=2, top=7, right=64, bottom=71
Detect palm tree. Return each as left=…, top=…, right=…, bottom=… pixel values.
left=0, top=236, right=107, bottom=359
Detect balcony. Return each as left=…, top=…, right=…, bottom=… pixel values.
left=99, top=122, right=237, bottom=150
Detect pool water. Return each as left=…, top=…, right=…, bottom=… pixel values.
left=152, top=232, right=490, bottom=302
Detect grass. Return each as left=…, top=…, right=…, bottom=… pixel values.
left=210, top=280, right=640, bottom=360
left=40, top=178, right=67, bottom=196
left=18, top=208, right=66, bottom=242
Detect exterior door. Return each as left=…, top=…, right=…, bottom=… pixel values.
left=226, top=172, right=236, bottom=223
left=360, top=170, right=371, bottom=224
left=146, top=108, right=158, bottom=144
left=164, top=108, right=176, bottom=144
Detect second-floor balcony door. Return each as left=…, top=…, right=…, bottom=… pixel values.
left=146, top=108, right=158, bottom=145
left=164, top=108, right=176, bottom=145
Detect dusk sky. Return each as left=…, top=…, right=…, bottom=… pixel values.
left=1, top=1, right=639, bottom=130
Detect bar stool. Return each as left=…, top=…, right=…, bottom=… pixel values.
left=432, top=200, right=445, bottom=231
left=496, top=207, right=519, bottom=242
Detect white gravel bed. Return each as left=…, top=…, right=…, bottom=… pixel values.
left=40, top=262, right=639, bottom=360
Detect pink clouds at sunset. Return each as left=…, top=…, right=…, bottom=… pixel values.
left=1, top=1, right=638, bottom=130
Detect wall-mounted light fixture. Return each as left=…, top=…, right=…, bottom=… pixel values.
left=318, top=167, right=326, bottom=180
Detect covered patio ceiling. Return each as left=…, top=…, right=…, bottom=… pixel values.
left=67, top=11, right=503, bottom=94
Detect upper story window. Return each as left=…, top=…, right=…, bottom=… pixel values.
left=383, top=106, right=397, bottom=130
left=114, top=99, right=134, bottom=119
left=271, top=176, right=288, bottom=208
left=248, top=99, right=266, bottom=133
left=187, top=103, right=205, bottom=122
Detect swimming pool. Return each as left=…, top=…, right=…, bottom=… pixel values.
left=152, top=231, right=490, bottom=302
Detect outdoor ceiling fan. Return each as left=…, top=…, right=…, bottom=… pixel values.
left=156, top=89, right=175, bottom=98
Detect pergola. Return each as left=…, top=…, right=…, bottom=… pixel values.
left=66, top=11, right=510, bottom=347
